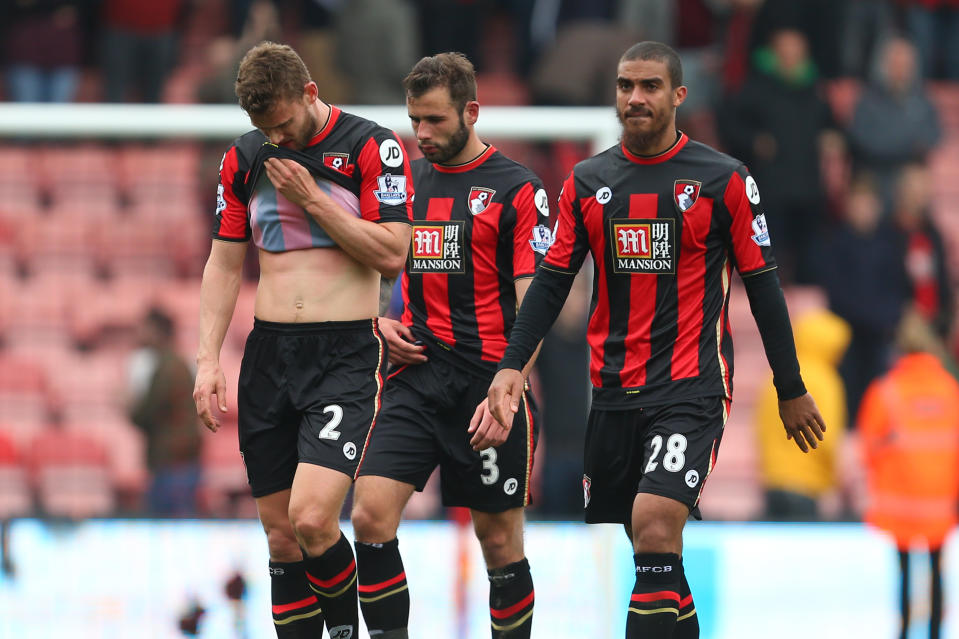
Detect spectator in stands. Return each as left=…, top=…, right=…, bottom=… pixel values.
left=534, top=270, right=589, bottom=518
left=335, top=0, right=419, bottom=105
left=746, top=0, right=844, bottom=79
left=899, top=0, right=959, bottom=80
left=892, top=163, right=954, bottom=341
left=846, top=36, right=942, bottom=213
left=839, top=0, right=896, bottom=79
left=718, top=27, right=842, bottom=284
left=858, top=309, right=959, bottom=639
left=756, top=309, right=850, bottom=520
left=195, top=0, right=282, bottom=104
left=820, top=174, right=910, bottom=425
left=100, top=0, right=186, bottom=102
left=1, top=0, right=86, bottom=103
left=295, top=0, right=350, bottom=105
left=127, top=307, right=203, bottom=516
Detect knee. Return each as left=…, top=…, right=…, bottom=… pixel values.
left=263, top=521, right=301, bottom=561
left=289, top=506, right=341, bottom=551
left=632, top=518, right=680, bottom=554
left=351, top=500, right=397, bottom=543
left=476, top=526, right=520, bottom=568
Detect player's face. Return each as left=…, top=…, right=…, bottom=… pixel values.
left=408, top=87, right=471, bottom=164
left=615, top=58, right=686, bottom=154
left=249, top=88, right=318, bottom=150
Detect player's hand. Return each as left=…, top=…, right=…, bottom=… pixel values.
left=487, top=368, right=525, bottom=431
left=264, top=157, right=323, bottom=209
left=194, top=359, right=228, bottom=433
left=468, top=398, right=510, bottom=451
left=779, top=393, right=826, bottom=453
left=378, top=317, right=427, bottom=365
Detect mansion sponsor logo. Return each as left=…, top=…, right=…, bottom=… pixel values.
left=409, top=221, right=466, bottom=273
left=609, top=218, right=675, bottom=274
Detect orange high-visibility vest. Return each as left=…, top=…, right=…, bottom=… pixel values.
left=859, top=353, right=959, bottom=549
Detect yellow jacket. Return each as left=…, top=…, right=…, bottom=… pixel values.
left=755, top=309, right=850, bottom=496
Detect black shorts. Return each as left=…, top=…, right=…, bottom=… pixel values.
left=237, top=318, right=386, bottom=498
left=582, top=396, right=728, bottom=524
left=357, top=357, right=538, bottom=513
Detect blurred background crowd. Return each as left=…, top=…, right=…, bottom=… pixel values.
left=0, top=0, right=958, bottom=530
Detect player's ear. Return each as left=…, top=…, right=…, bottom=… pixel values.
left=303, top=81, right=319, bottom=104
left=464, top=100, right=480, bottom=126
left=673, top=85, right=687, bottom=108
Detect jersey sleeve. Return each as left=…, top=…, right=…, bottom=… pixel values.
left=508, top=178, right=552, bottom=280
left=542, top=170, right=590, bottom=274
left=355, top=129, right=414, bottom=225
left=211, top=144, right=251, bottom=242
left=723, top=165, right=776, bottom=277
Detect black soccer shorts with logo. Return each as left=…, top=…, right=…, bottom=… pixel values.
left=582, top=395, right=728, bottom=524
left=357, top=355, right=538, bottom=513
left=237, top=318, right=387, bottom=498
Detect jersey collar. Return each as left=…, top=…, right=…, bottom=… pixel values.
left=433, top=144, right=496, bottom=173
left=621, top=131, right=687, bottom=165
left=306, top=105, right=341, bottom=147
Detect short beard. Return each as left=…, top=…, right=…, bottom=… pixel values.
left=422, top=116, right=470, bottom=164
left=617, top=106, right=672, bottom=156
left=294, top=110, right=319, bottom=150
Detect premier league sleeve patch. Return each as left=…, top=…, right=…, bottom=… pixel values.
left=374, top=174, right=408, bottom=204
left=529, top=225, right=553, bottom=255
left=750, top=213, right=771, bottom=246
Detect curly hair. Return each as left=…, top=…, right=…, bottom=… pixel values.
left=235, top=41, right=312, bottom=115
left=403, top=52, right=477, bottom=112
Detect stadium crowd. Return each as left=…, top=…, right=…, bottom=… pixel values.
left=0, top=0, right=957, bottom=531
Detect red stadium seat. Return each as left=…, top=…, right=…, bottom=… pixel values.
left=0, top=430, right=32, bottom=517
left=199, top=424, right=251, bottom=517
left=62, top=412, right=148, bottom=502
left=26, top=426, right=116, bottom=518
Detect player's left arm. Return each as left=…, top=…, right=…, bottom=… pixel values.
left=469, top=179, right=551, bottom=450
left=726, top=165, right=825, bottom=452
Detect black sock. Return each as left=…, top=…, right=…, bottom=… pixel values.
left=303, top=534, right=358, bottom=639
left=268, top=560, right=324, bottom=638
left=355, top=538, right=410, bottom=637
left=931, top=547, right=943, bottom=639
left=488, top=558, right=534, bottom=638
left=672, top=571, right=699, bottom=638
left=626, top=553, right=682, bottom=639
left=898, top=549, right=910, bottom=639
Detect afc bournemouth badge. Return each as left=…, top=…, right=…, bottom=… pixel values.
left=467, top=187, right=496, bottom=215
left=323, top=152, right=352, bottom=175
left=674, top=180, right=702, bottom=213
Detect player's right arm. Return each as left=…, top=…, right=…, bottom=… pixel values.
left=488, top=170, right=587, bottom=428
left=195, top=144, right=251, bottom=432
left=194, top=240, right=247, bottom=432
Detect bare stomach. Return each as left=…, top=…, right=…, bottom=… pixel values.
left=255, top=247, right=380, bottom=322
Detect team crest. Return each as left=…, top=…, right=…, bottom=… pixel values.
left=674, top=180, right=702, bottom=212
left=583, top=475, right=591, bottom=507
left=323, top=152, right=352, bottom=175
left=468, top=187, right=496, bottom=215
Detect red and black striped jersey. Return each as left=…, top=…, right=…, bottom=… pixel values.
left=543, top=132, right=776, bottom=407
left=212, top=105, right=413, bottom=251
left=402, top=145, right=552, bottom=374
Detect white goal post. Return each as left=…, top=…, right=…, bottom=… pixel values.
left=0, top=104, right=621, bottom=151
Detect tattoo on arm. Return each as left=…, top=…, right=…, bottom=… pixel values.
left=379, top=277, right=395, bottom=316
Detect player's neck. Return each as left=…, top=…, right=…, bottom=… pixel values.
left=624, top=127, right=680, bottom=158
left=312, top=100, right=332, bottom=136
left=443, top=133, right=487, bottom=167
